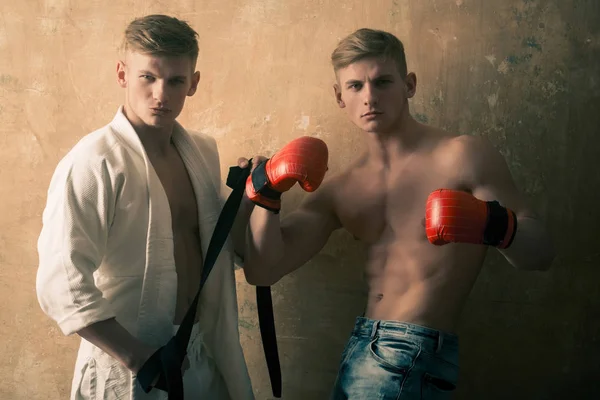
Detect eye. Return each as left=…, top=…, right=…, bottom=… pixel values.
left=140, top=75, right=154, bottom=81
left=376, top=79, right=392, bottom=86
left=348, top=83, right=362, bottom=90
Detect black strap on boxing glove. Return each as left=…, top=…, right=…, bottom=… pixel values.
left=231, top=160, right=282, bottom=397
left=250, top=159, right=282, bottom=214
left=483, top=201, right=518, bottom=248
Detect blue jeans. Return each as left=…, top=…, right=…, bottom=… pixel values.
left=331, top=317, right=460, bottom=399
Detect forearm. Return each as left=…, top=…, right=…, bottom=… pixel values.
left=243, top=207, right=286, bottom=285
left=77, top=318, right=156, bottom=373
left=499, top=215, right=555, bottom=270
left=230, top=195, right=256, bottom=259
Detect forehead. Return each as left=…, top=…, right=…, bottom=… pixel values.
left=125, top=51, right=195, bottom=76
left=337, top=57, right=401, bottom=81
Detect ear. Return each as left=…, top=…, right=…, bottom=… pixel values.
left=187, top=71, right=201, bottom=96
left=117, top=60, right=127, bottom=88
left=333, top=83, right=345, bottom=108
left=405, top=72, right=417, bottom=98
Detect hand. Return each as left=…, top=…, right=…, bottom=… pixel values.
left=181, top=355, right=190, bottom=374
left=245, top=136, right=329, bottom=213
left=425, top=189, right=517, bottom=249
left=134, top=346, right=191, bottom=387
left=237, top=155, right=268, bottom=172
left=131, top=344, right=159, bottom=374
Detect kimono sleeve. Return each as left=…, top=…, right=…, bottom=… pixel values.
left=36, top=155, right=117, bottom=335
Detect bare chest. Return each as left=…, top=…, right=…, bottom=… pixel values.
left=150, top=151, right=200, bottom=231
left=149, top=149, right=204, bottom=322
left=334, top=157, right=471, bottom=244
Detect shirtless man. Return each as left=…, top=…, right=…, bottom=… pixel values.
left=36, top=15, right=253, bottom=399
left=240, top=28, right=555, bottom=399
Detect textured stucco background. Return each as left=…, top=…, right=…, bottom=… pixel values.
left=1, top=0, right=598, bottom=399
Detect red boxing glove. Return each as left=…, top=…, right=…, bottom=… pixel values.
left=425, top=189, right=517, bottom=249
left=246, top=136, right=329, bottom=213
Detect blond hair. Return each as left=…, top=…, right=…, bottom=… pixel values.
left=122, top=14, right=199, bottom=60
left=331, top=28, right=407, bottom=78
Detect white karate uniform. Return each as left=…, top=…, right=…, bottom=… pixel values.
left=36, top=106, right=254, bottom=399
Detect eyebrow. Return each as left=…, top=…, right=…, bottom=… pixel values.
left=344, top=74, right=395, bottom=85
left=138, top=70, right=187, bottom=80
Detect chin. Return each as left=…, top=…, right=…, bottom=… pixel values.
left=146, top=115, right=173, bottom=128
left=361, top=121, right=388, bottom=133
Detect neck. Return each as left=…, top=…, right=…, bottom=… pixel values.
left=123, top=104, right=173, bottom=157
left=364, top=108, right=423, bottom=164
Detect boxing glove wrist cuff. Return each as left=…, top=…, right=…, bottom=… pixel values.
left=248, top=160, right=282, bottom=213
left=484, top=201, right=518, bottom=249
left=251, top=161, right=282, bottom=201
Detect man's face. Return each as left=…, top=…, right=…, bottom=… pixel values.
left=334, top=57, right=416, bottom=134
left=117, top=51, right=200, bottom=129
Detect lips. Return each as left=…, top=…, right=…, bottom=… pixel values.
left=151, top=107, right=171, bottom=114
left=362, top=111, right=383, bottom=117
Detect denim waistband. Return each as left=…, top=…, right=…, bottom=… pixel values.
left=352, top=317, right=459, bottom=350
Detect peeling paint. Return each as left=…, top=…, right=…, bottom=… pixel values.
left=39, top=17, right=60, bottom=35
left=523, top=36, right=542, bottom=51
left=296, top=114, right=310, bottom=130
left=506, top=54, right=533, bottom=64
left=238, top=319, right=256, bottom=330
left=497, top=60, right=510, bottom=74
left=414, top=113, right=429, bottom=123
left=485, top=54, right=497, bottom=67
left=541, top=81, right=566, bottom=97
left=200, top=123, right=232, bottom=138
left=487, top=92, right=499, bottom=108
left=250, top=113, right=272, bottom=129
left=0, top=74, right=18, bottom=87
left=431, top=90, right=444, bottom=107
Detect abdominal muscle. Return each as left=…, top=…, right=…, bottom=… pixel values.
left=173, top=228, right=204, bottom=325
left=363, top=234, right=488, bottom=333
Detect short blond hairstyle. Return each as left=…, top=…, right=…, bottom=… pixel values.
left=331, top=28, right=408, bottom=78
left=122, top=14, right=199, bottom=60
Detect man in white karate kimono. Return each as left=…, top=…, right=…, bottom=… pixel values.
left=36, top=14, right=255, bottom=399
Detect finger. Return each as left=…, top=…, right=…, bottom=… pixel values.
left=182, top=356, right=191, bottom=372
left=250, top=156, right=268, bottom=172
left=237, top=157, right=249, bottom=168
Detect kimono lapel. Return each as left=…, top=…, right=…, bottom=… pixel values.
left=109, top=107, right=177, bottom=346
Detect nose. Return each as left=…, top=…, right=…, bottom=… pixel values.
left=152, top=81, right=168, bottom=104
left=363, top=83, right=378, bottom=106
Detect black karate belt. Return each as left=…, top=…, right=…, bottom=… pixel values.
left=136, top=161, right=282, bottom=399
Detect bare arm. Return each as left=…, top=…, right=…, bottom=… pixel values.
left=243, top=181, right=341, bottom=286
left=230, top=195, right=256, bottom=259
left=77, top=319, right=157, bottom=373
left=468, top=136, right=555, bottom=270
left=225, top=157, right=268, bottom=260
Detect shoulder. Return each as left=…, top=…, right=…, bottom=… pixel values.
left=451, top=134, right=497, bottom=155
left=186, top=129, right=222, bottom=171
left=434, top=133, right=503, bottom=170
left=57, top=126, right=120, bottom=174
left=297, top=163, right=352, bottom=229
left=51, top=125, right=140, bottom=192
left=437, top=133, right=513, bottom=193
left=187, top=129, right=219, bottom=154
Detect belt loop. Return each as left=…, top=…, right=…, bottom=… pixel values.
left=370, top=321, right=380, bottom=339
left=436, top=332, right=444, bottom=353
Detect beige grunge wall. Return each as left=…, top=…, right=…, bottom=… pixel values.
left=1, top=0, right=598, bottom=399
